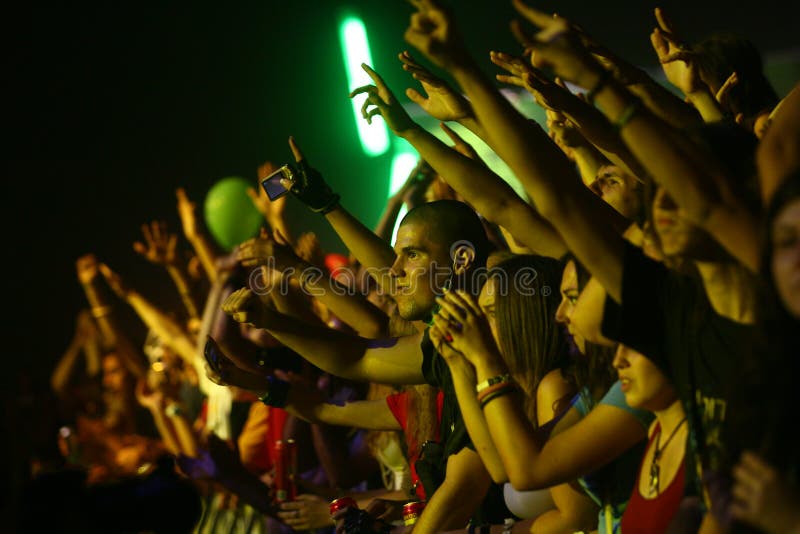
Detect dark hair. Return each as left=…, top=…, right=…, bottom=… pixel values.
left=492, top=255, right=571, bottom=424
left=560, top=253, right=617, bottom=402
left=401, top=200, right=493, bottom=271
left=724, top=171, right=800, bottom=501
left=693, top=33, right=779, bottom=122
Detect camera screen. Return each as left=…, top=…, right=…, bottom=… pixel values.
left=261, top=167, right=290, bottom=201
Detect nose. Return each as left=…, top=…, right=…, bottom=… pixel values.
left=555, top=298, right=569, bottom=324
left=613, top=345, right=630, bottom=370
left=653, top=187, right=677, bottom=211
left=389, top=255, right=404, bottom=279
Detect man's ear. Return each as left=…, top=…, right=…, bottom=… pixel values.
left=451, top=241, right=476, bottom=276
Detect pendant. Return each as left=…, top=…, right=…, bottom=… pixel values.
left=649, top=456, right=660, bottom=496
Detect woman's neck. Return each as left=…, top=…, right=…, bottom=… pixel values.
left=653, top=399, right=686, bottom=434
left=694, top=261, right=756, bottom=324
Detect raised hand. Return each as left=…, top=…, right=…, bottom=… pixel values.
left=284, top=137, right=340, bottom=214
left=432, top=290, right=500, bottom=369
left=349, top=64, right=417, bottom=136
left=439, top=122, right=485, bottom=165
left=221, top=287, right=274, bottom=328
left=429, top=319, right=465, bottom=364
left=731, top=451, right=800, bottom=533
left=403, top=0, right=470, bottom=70
left=135, top=376, right=166, bottom=411
left=175, top=188, right=199, bottom=241
left=98, top=263, right=131, bottom=299
left=650, top=7, right=702, bottom=96
left=509, top=0, right=599, bottom=89
left=76, top=254, right=100, bottom=285
left=236, top=228, right=291, bottom=270
left=203, top=340, right=269, bottom=393
left=398, top=50, right=473, bottom=122
left=715, top=71, right=739, bottom=112
left=133, top=221, right=178, bottom=266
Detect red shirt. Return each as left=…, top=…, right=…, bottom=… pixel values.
left=385, top=390, right=444, bottom=500
left=620, top=422, right=686, bottom=534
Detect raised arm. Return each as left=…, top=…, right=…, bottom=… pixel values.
left=404, top=0, right=628, bottom=300
left=510, top=1, right=759, bottom=270
left=51, top=310, right=98, bottom=396
left=133, top=221, right=200, bottom=321
left=280, top=136, right=398, bottom=287
left=434, top=302, right=645, bottom=491
left=237, top=233, right=390, bottom=338
left=76, top=254, right=148, bottom=378
left=98, top=263, right=197, bottom=367
left=221, top=287, right=425, bottom=385
left=352, top=62, right=567, bottom=258
left=176, top=187, right=219, bottom=283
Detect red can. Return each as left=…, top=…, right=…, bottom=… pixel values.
left=273, top=440, right=297, bottom=503
left=329, top=496, right=358, bottom=518
left=403, top=501, right=426, bottom=526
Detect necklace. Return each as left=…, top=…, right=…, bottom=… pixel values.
left=648, top=416, right=687, bottom=496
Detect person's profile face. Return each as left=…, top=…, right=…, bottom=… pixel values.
left=651, top=186, right=702, bottom=258
left=613, top=345, right=676, bottom=411
left=555, top=261, right=585, bottom=354
left=771, top=198, right=800, bottom=320
left=390, top=221, right=451, bottom=321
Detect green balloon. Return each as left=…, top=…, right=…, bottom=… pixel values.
left=204, top=176, right=263, bottom=251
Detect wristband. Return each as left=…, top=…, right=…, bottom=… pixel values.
left=475, top=373, right=511, bottom=394
left=479, top=385, right=516, bottom=410
left=91, top=305, right=112, bottom=319
left=258, top=376, right=291, bottom=408
left=165, top=403, right=184, bottom=418
left=476, top=380, right=515, bottom=403
left=585, top=69, right=612, bottom=104
left=613, top=100, right=642, bottom=132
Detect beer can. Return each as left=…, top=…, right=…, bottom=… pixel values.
left=403, top=501, right=426, bottom=526
left=329, top=496, right=358, bottom=517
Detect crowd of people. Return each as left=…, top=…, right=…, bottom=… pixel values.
left=21, top=0, right=800, bottom=532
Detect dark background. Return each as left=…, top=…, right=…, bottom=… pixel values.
left=4, top=0, right=798, bottom=521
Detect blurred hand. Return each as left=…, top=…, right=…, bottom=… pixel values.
left=175, top=188, right=199, bottom=241
left=98, top=263, right=131, bottom=299
left=277, top=494, right=334, bottom=530
left=221, top=287, right=275, bottom=329
left=133, top=221, right=179, bottom=266
left=403, top=0, right=470, bottom=71
left=731, top=451, right=800, bottom=533
left=236, top=228, right=298, bottom=271
left=284, top=137, right=340, bottom=214
left=650, top=8, right=702, bottom=96
left=76, top=254, right=100, bottom=285
left=509, top=1, right=599, bottom=89
left=135, top=376, right=166, bottom=411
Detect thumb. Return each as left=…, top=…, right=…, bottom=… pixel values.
left=132, top=242, right=147, bottom=255
left=405, top=87, right=426, bottom=106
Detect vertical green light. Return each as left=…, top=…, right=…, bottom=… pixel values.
left=389, top=145, right=419, bottom=242
left=339, top=15, right=389, bottom=157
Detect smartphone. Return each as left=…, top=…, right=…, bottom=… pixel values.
left=203, top=337, right=224, bottom=374
left=260, top=164, right=296, bottom=201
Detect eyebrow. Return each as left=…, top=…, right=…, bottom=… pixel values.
left=400, top=245, right=427, bottom=255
